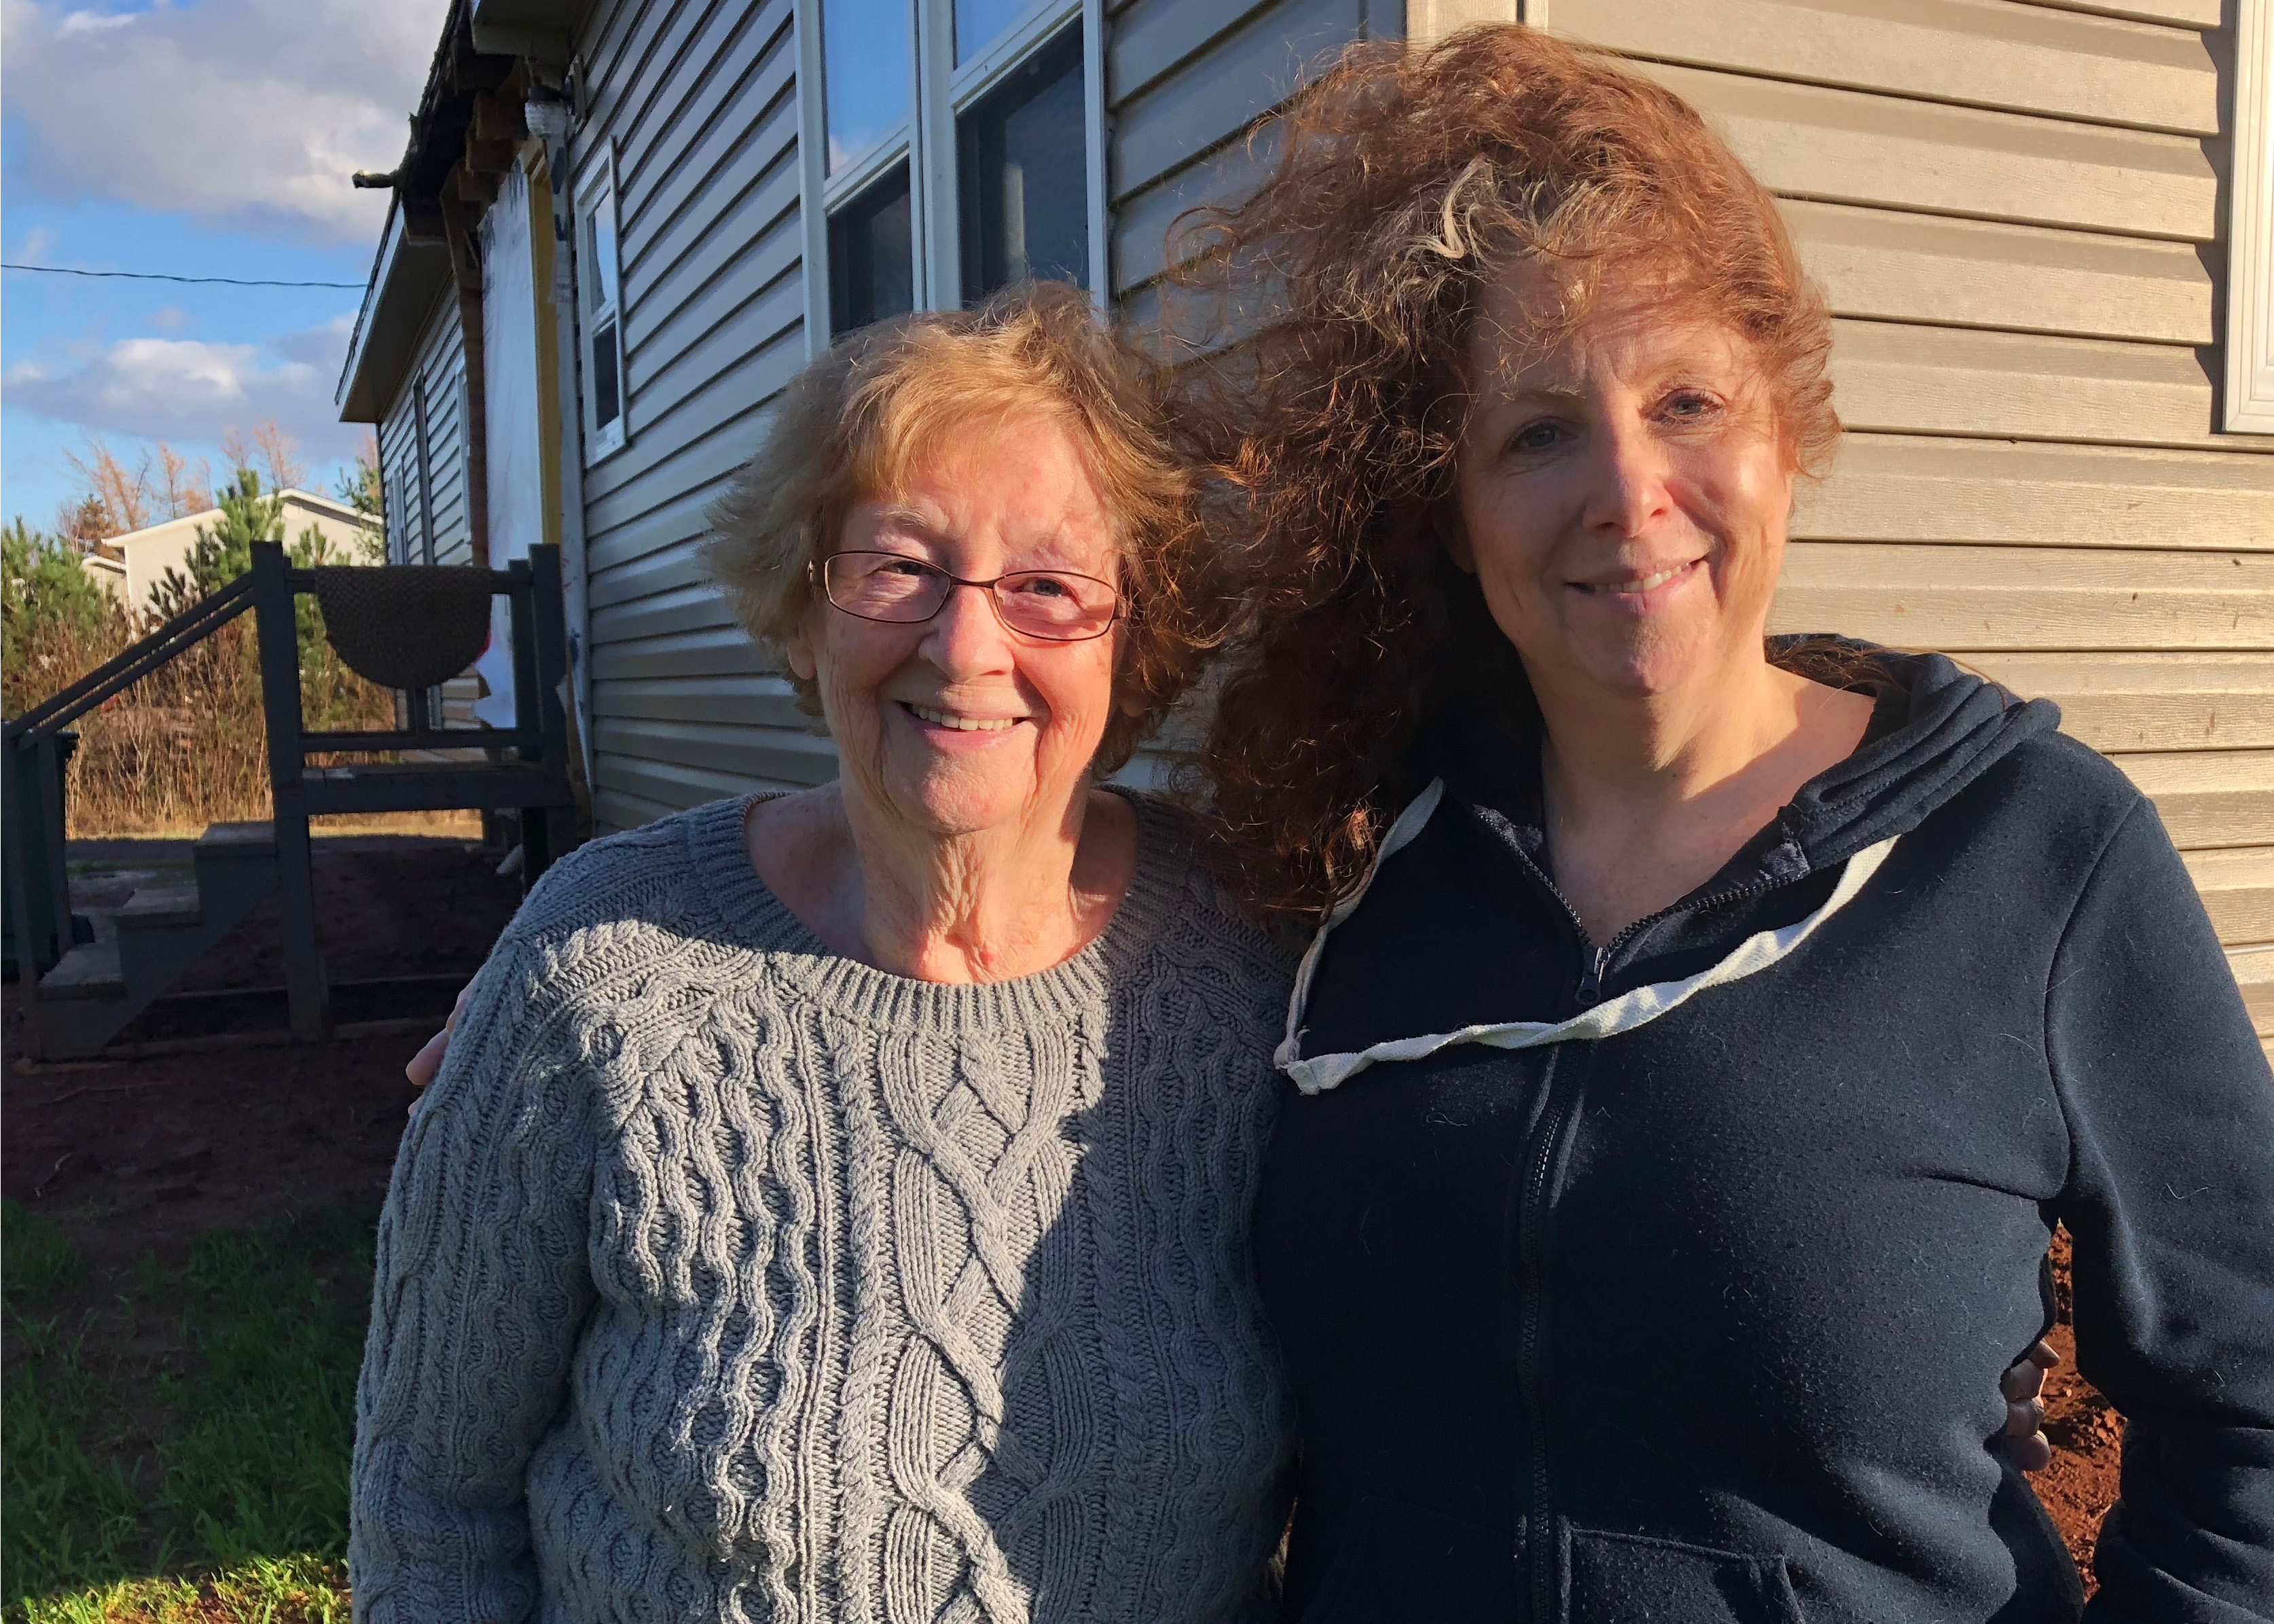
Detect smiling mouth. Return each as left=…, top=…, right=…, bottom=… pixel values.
left=903, top=702, right=1026, bottom=732
left=1576, top=559, right=1702, bottom=596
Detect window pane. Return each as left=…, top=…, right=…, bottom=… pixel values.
left=592, top=316, right=621, bottom=431
left=587, top=196, right=619, bottom=312
left=954, top=0, right=1029, bottom=65
left=957, top=31, right=1087, bottom=302
left=822, top=0, right=910, bottom=173
left=829, top=164, right=916, bottom=338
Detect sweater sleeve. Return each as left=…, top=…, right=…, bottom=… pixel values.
left=348, top=936, right=599, bottom=1624
left=2044, top=799, right=2274, bottom=1623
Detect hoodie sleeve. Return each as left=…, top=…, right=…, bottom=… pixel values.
left=2044, top=798, right=2274, bottom=1623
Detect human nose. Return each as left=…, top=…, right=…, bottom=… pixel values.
left=1580, top=416, right=1674, bottom=539
left=920, top=577, right=1019, bottom=677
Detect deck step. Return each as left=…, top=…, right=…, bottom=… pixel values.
left=43, top=941, right=124, bottom=1000
left=118, top=883, right=202, bottom=930
left=196, top=820, right=275, bottom=854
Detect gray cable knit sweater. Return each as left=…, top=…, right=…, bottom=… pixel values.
left=348, top=791, right=1297, bottom=1624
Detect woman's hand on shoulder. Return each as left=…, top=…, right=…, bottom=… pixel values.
left=2001, top=1340, right=2061, bottom=1470
left=404, top=980, right=475, bottom=1103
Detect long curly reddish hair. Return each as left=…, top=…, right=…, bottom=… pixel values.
left=1168, top=23, right=1840, bottom=928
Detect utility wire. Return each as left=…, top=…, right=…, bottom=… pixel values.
left=2, top=261, right=363, bottom=289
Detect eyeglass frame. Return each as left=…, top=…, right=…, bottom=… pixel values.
left=808, top=550, right=1129, bottom=643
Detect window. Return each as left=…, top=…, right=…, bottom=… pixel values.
left=579, top=152, right=628, bottom=457
left=801, top=0, right=1102, bottom=343
left=829, top=165, right=918, bottom=338
left=958, top=29, right=1087, bottom=301
left=2226, top=0, right=2273, bottom=433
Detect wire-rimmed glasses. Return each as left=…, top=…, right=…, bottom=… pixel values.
left=812, top=551, right=1125, bottom=643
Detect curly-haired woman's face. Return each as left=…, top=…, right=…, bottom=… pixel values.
left=1453, top=262, right=1794, bottom=708
left=787, top=415, right=1129, bottom=843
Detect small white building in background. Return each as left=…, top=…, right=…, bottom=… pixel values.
left=84, top=489, right=382, bottom=617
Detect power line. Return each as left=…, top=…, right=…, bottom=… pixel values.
left=2, top=261, right=363, bottom=289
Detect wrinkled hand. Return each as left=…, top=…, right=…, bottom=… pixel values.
left=2000, top=1340, right=2061, bottom=1470
left=405, top=981, right=475, bottom=1103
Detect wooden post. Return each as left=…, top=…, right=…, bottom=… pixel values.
left=250, top=543, right=329, bottom=1039
left=3, top=740, right=46, bottom=1049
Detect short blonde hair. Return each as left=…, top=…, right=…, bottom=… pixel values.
left=703, top=281, right=1213, bottom=774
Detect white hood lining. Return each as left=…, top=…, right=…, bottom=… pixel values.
left=1274, top=778, right=1900, bottom=1096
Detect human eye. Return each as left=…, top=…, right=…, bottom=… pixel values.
left=1659, top=389, right=1724, bottom=424
left=1505, top=418, right=1565, bottom=454
left=1009, top=571, right=1077, bottom=599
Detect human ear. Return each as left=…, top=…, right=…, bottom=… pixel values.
left=787, top=626, right=817, bottom=682
left=1444, top=509, right=1479, bottom=577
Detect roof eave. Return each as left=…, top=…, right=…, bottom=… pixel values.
left=335, top=196, right=453, bottom=423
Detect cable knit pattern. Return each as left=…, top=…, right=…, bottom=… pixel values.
left=348, top=791, right=1297, bottom=1624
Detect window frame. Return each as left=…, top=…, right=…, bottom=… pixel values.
left=797, top=0, right=1105, bottom=353
left=2224, top=0, right=2274, bottom=434
left=577, top=143, right=631, bottom=461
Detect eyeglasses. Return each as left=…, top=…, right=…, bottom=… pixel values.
left=812, top=551, right=1125, bottom=643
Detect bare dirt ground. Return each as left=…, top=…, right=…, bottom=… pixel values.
left=3, top=836, right=2125, bottom=1593
left=4, top=835, right=522, bottom=1273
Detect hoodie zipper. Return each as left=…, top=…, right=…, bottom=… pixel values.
left=1517, top=1049, right=1576, bottom=1621
left=1496, top=836, right=1794, bottom=1619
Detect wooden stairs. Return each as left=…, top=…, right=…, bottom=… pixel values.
left=34, top=824, right=281, bottom=1057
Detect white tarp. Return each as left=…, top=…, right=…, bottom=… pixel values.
left=475, top=160, right=545, bottom=727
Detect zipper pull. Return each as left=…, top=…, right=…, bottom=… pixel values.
left=1576, top=943, right=1608, bottom=1007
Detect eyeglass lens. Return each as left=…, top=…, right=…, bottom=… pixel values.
left=822, top=552, right=1119, bottom=639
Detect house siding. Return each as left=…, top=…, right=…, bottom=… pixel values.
left=1482, top=0, right=2269, bottom=1043
left=377, top=288, right=482, bottom=725
left=535, top=0, right=2268, bottom=1047
left=571, top=0, right=813, bottom=831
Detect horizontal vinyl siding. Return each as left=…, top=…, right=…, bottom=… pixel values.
left=1518, top=0, right=2273, bottom=1037
left=1106, top=0, right=1390, bottom=304
left=574, top=0, right=813, bottom=832
left=378, top=291, right=482, bottom=727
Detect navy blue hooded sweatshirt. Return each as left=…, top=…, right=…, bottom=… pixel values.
left=1255, top=651, right=2274, bottom=1623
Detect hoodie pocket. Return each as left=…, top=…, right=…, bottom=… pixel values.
left=1301, top=1493, right=1518, bottom=1624
left=1566, top=1526, right=1807, bottom=1624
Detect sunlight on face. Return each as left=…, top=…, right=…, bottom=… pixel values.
left=1454, top=261, right=1796, bottom=707
left=789, top=415, right=1128, bottom=842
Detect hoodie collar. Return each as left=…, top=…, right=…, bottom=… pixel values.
left=1424, top=644, right=2059, bottom=882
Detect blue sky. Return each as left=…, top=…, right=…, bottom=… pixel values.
left=2, top=0, right=449, bottom=531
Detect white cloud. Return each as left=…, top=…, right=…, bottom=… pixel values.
left=3, top=312, right=363, bottom=458
left=1, top=0, right=448, bottom=243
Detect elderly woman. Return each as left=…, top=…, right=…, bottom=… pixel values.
left=348, top=283, right=1296, bottom=1621
left=1184, top=25, right=2274, bottom=1624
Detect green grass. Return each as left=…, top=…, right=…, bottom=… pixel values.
left=1, top=1202, right=372, bottom=1623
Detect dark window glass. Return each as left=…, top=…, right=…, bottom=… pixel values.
left=829, top=164, right=916, bottom=338
left=958, top=31, right=1087, bottom=303
left=591, top=315, right=622, bottom=430
left=821, top=0, right=909, bottom=172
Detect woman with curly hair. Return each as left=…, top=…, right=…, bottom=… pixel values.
left=1178, top=23, right=2274, bottom=1624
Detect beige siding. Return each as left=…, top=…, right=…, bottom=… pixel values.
left=1494, top=0, right=2271, bottom=1013
left=572, top=0, right=812, bottom=831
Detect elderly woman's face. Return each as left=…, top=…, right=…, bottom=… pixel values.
left=789, top=414, right=1129, bottom=841
left=1454, top=260, right=1794, bottom=706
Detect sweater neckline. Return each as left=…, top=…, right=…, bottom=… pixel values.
left=677, top=787, right=1185, bottom=1032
